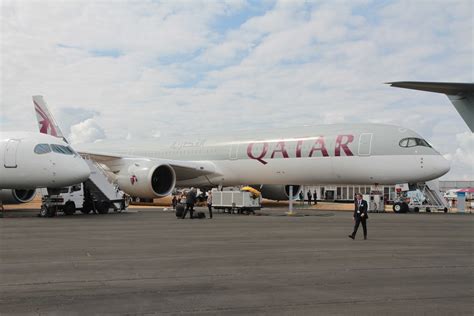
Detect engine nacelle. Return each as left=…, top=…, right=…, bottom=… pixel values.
left=0, top=189, right=36, bottom=204
left=117, top=162, right=176, bottom=198
left=253, top=185, right=302, bottom=201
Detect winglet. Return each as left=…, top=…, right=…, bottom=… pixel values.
left=387, top=81, right=474, bottom=132
left=33, top=96, right=66, bottom=140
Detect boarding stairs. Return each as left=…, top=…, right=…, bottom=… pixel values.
left=411, top=180, right=449, bottom=212
left=83, top=157, right=125, bottom=211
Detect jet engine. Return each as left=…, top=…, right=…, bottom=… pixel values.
left=0, top=189, right=36, bottom=204
left=253, top=185, right=302, bottom=201
left=117, top=162, right=176, bottom=198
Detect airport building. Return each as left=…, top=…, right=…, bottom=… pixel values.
left=302, top=181, right=473, bottom=203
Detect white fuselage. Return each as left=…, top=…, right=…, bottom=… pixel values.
left=0, top=132, right=90, bottom=189
left=81, top=124, right=450, bottom=188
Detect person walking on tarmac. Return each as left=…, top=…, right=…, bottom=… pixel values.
left=182, top=188, right=197, bottom=219
left=172, top=194, right=178, bottom=210
left=348, top=193, right=369, bottom=240
left=206, top=190, right=213, bottom=219
left=313, top=190, right=318, bottom=205
left=307, top=190, right=312, bottom=205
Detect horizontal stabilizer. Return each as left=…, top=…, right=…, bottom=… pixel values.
left=388, top=81, right=474, bottom=132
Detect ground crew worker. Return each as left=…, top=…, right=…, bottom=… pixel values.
left=182, top=188, right=197, bottom=219
left=172, top=195, right=178, bottom=210
left=207, top=191, right=213, bottom=219
left=307, top=190, right=312, bottom=205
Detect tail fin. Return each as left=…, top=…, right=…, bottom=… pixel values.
left=387, top=81, right=474, bottom=132
left=33, top=96, right=66, bottom=140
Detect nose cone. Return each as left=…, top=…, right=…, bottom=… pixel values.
left=75, top=157, right=91, bottom=183
left=434, top=155, right=451, bottom=178
left=440, top=155, right=451, bottom=176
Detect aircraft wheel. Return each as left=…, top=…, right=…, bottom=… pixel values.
left=426, top=207, right=431, bottom=213
left=39, top=206, right=49, bottom=217
left=63, top=202, right=76, bottom=216
left=413, top=207, right=420, bottom=213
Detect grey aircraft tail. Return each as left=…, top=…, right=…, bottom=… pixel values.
left=387, top=81, right=474, bottom=132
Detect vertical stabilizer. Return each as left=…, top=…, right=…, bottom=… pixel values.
left=33, top=96, right=66, bottom=140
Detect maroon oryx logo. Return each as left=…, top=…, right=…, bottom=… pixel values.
left=130, top=175, right=138, bottom=185
left=34, top=100, right=58, bottom=136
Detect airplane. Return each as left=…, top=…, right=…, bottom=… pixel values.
left=34, top=96, right=451, bottom=201
left=0, top=105, right=91, bottom=205
left=388, top=81, right=474, bottom=132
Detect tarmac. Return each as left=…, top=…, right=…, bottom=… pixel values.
left=0, top=207, right=473, bottom=315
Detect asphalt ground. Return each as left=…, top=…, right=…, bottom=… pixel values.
left=0, top=208, right=473, bottom=315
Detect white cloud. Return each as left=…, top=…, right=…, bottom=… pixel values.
left=69, top=118, right=105, bottom=144
left=1, top=0, right=472, bottom=179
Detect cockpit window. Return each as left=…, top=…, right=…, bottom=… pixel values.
left=34, top=144, right=51, bottom=154
left=67, top=146, right=78, bottom=155
left=51, top=144, right=74, bottom=155
left=399, top=137, right=432, bottom=148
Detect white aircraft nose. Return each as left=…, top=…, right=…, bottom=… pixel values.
left=434, top=155, right=451, bottom=178
left=75, top=158, right=91, bottom=182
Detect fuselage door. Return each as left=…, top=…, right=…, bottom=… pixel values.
left=229, top=143, right=239, bottom=160
left=4, top=139, right=20, bottom=168
left=358, top=133, right=373, bottom=156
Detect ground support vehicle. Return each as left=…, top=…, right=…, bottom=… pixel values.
left=212, top=189, right=261, bottom=215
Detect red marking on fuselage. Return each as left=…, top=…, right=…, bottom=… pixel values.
left=308, top=137, right=329, bottom=157
left=270, top=141, right=289, bottom=158
left=335, top=134, right=354, bottom=156
left=246, top=134, right=355, bottom=165
left=247, top=142, right=269, bottom=165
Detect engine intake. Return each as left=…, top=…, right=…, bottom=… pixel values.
left=0, top=189, right=36, bottom=204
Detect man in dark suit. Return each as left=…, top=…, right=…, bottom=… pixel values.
left=348, top=193, right=368, bottom=240
left=182, top=188, right=197, bottom=219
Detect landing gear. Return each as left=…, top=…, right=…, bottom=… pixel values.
left=39, top=205, right=57, bottom=217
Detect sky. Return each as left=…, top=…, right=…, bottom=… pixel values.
left=1, top=0, right=473, bottom=180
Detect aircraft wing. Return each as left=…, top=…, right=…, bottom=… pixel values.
left=79, top=150, right=218, bottom=181
left=387, top=81, right=474, bottom=132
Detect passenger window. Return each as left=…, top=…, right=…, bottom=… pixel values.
left=34, top=144, right=51, bottom=154
left=72, top=185, right=81, bottom=192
